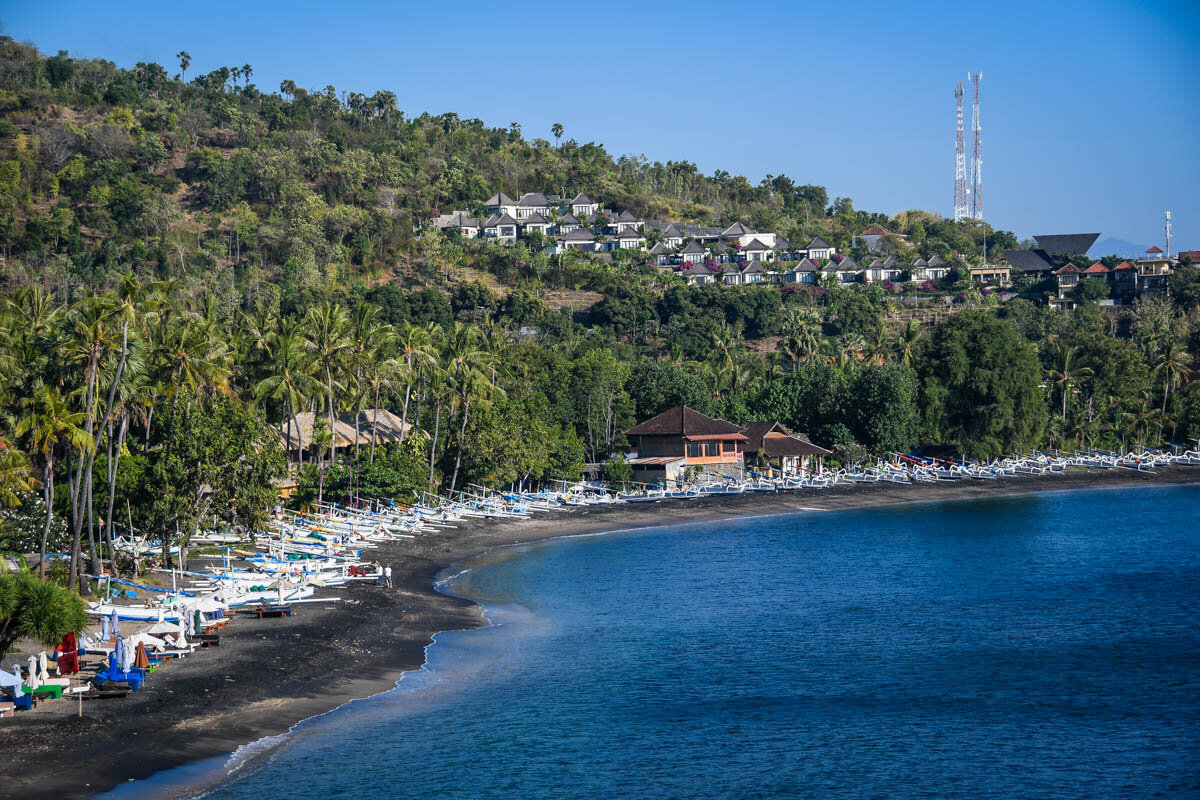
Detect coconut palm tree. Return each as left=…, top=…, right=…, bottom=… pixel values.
left=255, top=317, right=322, bottom=468
left=442, top=323, right=505, bottom=494
left=395, top=322, right=438, bottom=444
left=17, top=386, right=93, bottom=578
left=1045, top=341, right=1094, bottom=419
left=0, top=438, right=36, bottom=508
left=896, top=321, right=923, bottom=368
left=347, top=304, right=392, bottom=460
left=303, top=303, right=352, bottom=463
left=1151, top=338, right=1192, bottom=425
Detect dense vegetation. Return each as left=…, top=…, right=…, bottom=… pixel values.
left=0, top=39, right=1198, bottom=595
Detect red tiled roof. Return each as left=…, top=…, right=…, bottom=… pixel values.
left=1112, top=260, right=1135, bottom=271
left=862, top=226, right=890, bottom=236
left=1146, top=245, right=1163, bottom=253
left=1083, top=262, right=1110, bottom=274
left=625, top=406, right=746, bottom=438
left=1055, top=264, right=1082, bottom=275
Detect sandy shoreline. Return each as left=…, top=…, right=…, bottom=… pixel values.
left=3, top=466, right=1199, bottom=799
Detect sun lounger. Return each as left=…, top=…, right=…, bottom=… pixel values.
left=81, top=684, right=133, bottom=700
left=27, top=684, right=63, bottom=700
left=94, top=657, right=146, bottom=692
left=252, top=604, right=292, bottom=618
left=0, top=701, right=14, bottom=718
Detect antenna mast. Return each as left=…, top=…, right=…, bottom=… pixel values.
left=1165, top=211, right=1172, bottom=258
left=954, top=80, right=968, bottom=223
left=970, top=72, right=982, bottom=220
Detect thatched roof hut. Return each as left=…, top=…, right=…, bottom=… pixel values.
left=279, top=409, right=412, bottom=452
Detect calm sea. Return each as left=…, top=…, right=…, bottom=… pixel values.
left=118, top=485, right=1200, bottom=799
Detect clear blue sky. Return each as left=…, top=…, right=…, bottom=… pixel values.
left=4, top=0, right=1198, bottom=250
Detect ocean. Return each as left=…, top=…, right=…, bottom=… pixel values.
left=117, top=485, right=1200, bottom=799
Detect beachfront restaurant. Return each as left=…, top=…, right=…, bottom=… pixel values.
left=740, top=421, right=831, bottom=474
left=623, top=406, right=747, bottom=486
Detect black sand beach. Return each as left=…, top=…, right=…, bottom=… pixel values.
left=3, top=467, right=1199, bottom=800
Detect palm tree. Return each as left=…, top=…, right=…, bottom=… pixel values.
left=17, top=386, right=93, bottom=578
left=896, top=321, right=923, bottom=367
left=255, top=317, right=321, bottom=468
left=395, top=322, right=437, bottom=445
left=442, top=324, right=504, bottom=494
left=177, top=51, right=191, bottom=82
left=1151, top=338, right=1192, bottom=425
left=552, top=122, right=563, bottom=147
left=303, top=303, right=352, bottom=462
left=865, top=327, right=890, bottom=365
left=0, top=438, right=36, bottom=508
left=347, top=304, right=392, bottom=460
left=1122, top=396, right=1160, bottom=450
left=1045, top=341, right=1093, bottom=419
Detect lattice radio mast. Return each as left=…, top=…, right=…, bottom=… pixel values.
left=969, top=72, right=983, bottom=220
left=954, top=80, right=968, bottom=223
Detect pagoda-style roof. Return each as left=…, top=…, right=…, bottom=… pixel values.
left=741, top=421, right=831, bottom=457
left=625, top=406, right=747, bottom=439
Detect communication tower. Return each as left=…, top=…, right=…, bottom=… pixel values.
left=970, top=72, right=982, bottom=220
left=954, top=80, right=968, bottom=223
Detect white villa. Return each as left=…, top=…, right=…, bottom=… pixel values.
left=428, top=189, right=969, bottom=288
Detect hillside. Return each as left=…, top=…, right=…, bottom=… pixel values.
left=0, top=37, right=1016, bottom=309
left=1, top=37, right=1198, bottom=582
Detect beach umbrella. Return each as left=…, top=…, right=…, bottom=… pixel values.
left=109, top=609, right=121, bottom=639
left=133, top=642, right=150, bottom=670
left=0, top=667, right=21, bottom=697
left=112, top=634, right=123, bottom=672
left=37, top=652, right=50, bottom=683
left=101, top=614, right=110, bottom=641
left=26, top=656, right=40, bottom=690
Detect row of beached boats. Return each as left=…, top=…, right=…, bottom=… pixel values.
left=9, top=440, right=1195, bottom=713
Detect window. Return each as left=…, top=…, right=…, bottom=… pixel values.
left=686, top=443, right=702, bottom=458
left=705, top=442, right=720, bottom=457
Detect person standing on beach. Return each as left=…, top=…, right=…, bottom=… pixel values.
left=376, top=561, right=384, bottom=586
left=384, top=564, right=393, bottom=589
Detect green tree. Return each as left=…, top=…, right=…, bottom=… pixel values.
left=1044, top=341, right=1093, bottom=419
left=918, top=311, right=1047, bottom=458
left=17, top=387, right=93, bottom=578
left=0, top=570, right=89, bottom=657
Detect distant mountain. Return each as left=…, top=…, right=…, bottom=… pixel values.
left=1089, top=237, right=1149, bottom=258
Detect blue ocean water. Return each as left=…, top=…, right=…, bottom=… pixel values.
left=137, top=486, right=1200, bottom=799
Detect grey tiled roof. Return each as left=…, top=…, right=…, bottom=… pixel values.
left=484, top=193, right=515, bottom=206
left=1033, top=233, right=1100, bottom=256
left=1003, top=249, right=1057, bottom=273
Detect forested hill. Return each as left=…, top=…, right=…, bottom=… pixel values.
left=1, top=36, right=1199, bottom=580
left=0, top=37, right=1011, bottom=300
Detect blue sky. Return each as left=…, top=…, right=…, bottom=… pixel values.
left=4, top=0, right=1198, bottom=250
